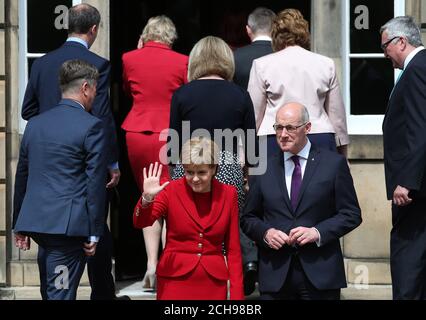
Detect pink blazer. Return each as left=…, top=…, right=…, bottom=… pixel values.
left=248, top=45, right=349, bottom=146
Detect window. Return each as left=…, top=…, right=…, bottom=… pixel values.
left=342, top=0, right=405, bottom=134
left=18, top=0, right=82, bottom=133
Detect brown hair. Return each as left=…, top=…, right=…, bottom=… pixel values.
left=271, top=9, right=310, bottom=51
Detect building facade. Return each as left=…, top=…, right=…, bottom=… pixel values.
left=1, top=0, right=426, bottom=299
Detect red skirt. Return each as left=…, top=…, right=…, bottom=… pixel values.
left=157, top=264, right=227, bottom=300
left=125, top=132, right=169, bottom=191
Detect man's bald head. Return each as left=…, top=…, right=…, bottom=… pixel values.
left=276, top=102, right=309, bottom=124
left=274, top=102, right=311, bottom=154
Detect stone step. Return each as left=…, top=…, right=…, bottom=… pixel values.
left=1, top=282, right=392, bottom=300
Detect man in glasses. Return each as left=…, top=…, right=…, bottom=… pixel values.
left=241, top=102, right=361, bottom=300
left=381, top=16, right=426, bottom=300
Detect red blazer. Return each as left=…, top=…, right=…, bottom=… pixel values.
left=122, top=41, right=188, bottom=133
left=134, top=178, right=244, bottom=300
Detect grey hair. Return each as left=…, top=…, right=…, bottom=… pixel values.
left=380, top=16, right=422, bottom=47
left=141, top=15, right=178, bottom=46
left=247, top=7, right=276, bottom=35
left=301, top=104, right=309, bottom=123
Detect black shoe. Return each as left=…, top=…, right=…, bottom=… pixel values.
left=113, top=295, right=131, bottom=300
left=243, top=262, right=258, bottom=296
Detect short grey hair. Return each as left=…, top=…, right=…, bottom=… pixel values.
left=141, top=15, right=178, bottom=46
left=380, top=16, right=422, bottom=47
left=300, top=105, right=309, bottom=123
left=59, top=59, right=99, bottom=94
left=248, top=7, right=276, bottom=35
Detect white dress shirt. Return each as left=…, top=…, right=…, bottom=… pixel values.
left=283, top=139, right=321, bottom=246
left=284, top=140, right=311, bottom=198
left=404, top=46, right=425, bottom=70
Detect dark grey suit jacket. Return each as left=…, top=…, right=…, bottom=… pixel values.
left=233, top=40, right=273, bottom=89
left=21, top=41, right=118, bottom=164
left=241, top=145, right=362, bottom=292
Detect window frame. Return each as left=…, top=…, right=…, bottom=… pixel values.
left=18, top=0, right=82, bottom=133
left=341, top=0, right=405, bottom=135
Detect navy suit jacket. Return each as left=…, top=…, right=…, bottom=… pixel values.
left=383, top=49, right=426, bottom=201
left=241, top=145, right=361, bottom=292
left=13, top=99, right=107, bottom=237
left=21, top=40, right=118, bottom=164
left=233, top=40, right=273, bottom=89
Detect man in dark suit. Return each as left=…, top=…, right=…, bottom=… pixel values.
left=241, top=102, right=361, bottom=300
left=20, top=4, right=123, bottom=300
left=380, top=16, right=426, bottom=300
left=233, top=7, right=275, bottom=295
left=233, top=7, right=275, bottom=89
left=13, top=60, right=106, bottom=300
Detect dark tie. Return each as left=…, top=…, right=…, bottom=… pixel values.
left=290, top=155, right=302, bottom=210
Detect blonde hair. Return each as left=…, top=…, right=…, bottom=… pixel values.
left=141, top=15, right=177, bottom=46
left=188, top=36, right=235, bottom=81
left=180, top=136, right=219, bottom=166
left=271, top=9, right=310, bottom=51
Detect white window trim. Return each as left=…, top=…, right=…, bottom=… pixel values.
left=18, top=0, right=82, bottom=134
left=342, top=0, right=405, bottom=135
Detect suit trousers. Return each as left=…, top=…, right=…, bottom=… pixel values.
left=391, top=199, right=426, bottom=299
left=38, top=193, right=116, bottom=300
left=260, top=256, right=341, bottom=300
left=87, top=223, right=115, bottom=299
left=33, top=234, right=87, bottom=300
left=87, top=187, right=116, bottom=300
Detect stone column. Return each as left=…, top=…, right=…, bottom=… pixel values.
left=0, top=0, right=6, bottom=286
left=83, top=0, right=109, bottom=59
left=311, top=0, right=392, bottom=299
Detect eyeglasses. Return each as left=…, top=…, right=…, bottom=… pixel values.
left=381, top=36, right=399, bottom=51
left=273, top=122, right=307, bottom=133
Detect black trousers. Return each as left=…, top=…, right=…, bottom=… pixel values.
left=391, top=199, right=426, bottom=300
left=87, top=223, right=116, bottom=300
left=260, top=257, right=340, bottom=300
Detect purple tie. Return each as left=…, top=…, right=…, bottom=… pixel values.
left=291, top=155, right=302, bottom=210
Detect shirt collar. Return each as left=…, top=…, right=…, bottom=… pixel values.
left=71, top=99, right=86, bottom=111
left=252, top=35, right=272, bottom=42
left=284, top=139, right=311, bottom=162
left=66, top=37, right=89, bottom=49
left=404, top=46, right=424, bottom=70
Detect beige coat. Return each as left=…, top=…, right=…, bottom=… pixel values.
left=248, top=45, right=349, bottom=146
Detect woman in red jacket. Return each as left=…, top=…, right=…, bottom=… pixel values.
left=122, top=15, right=188, bottom=289
left=134, top=137, right=244, bottom=300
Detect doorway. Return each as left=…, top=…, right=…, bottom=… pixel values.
left=109, top=0, right=311, bottom=280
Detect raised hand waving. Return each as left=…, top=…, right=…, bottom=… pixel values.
left=142, top=162, right=170, bottom=203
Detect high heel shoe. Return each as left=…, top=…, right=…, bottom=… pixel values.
left=142, top=269, right=156, bottom=289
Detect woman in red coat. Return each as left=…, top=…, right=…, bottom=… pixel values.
left=122, top=15, right=188, bottom=289
left=134, top=137, right=244, bottom=300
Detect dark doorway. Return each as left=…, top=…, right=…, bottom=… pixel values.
left=110, top=0, right=311, bottom=280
